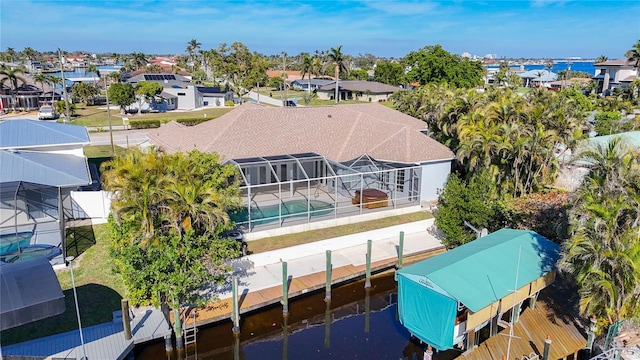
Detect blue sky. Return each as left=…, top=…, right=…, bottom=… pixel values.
left=1, top=0, right=638, bottom=59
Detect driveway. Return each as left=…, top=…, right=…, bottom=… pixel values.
left=89, top=129, right=150, bottom=148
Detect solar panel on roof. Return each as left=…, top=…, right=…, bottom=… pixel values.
left=164, top=75, right=176, bottom=80
left=143, top=75, right=151, bottom=80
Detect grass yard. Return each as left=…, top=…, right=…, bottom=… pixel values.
left=64, top=106, right=234, bottom=128
left=247, top=211, right=432, bottom=253
left=0, top=211, right=431, bottom=345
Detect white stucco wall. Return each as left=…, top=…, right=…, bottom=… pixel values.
left=419, top=159, right=452, bottom=202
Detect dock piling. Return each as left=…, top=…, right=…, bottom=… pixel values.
left=121, top=299, right=132, bottom=340
left=174, top=308, right=183, bottom=350
left=325, top=250, right=332, bottom=302
left=542, top=335, right=551, bottom=360
left=365, top=240, right=372, bottom=288
left=324, top=300, right=331, bottom=348
left=232, top=275, right=240, bottom=334
left=282, top=261, right=289, bottom=316
left=364, top=287, right=371, bottom=333
left=397, top=231, right=404, bottom=268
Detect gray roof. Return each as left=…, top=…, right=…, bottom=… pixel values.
left=0, top=151, right=91, bottom=187
left=292, top=79, right=335, bottom=86
left=517, top=69, right=558, bottom=82
left=318, top=80, right=402, bottom=94
left=0, top=257, right=65, bottom=330
left=0, top=120, right=90, bottom=150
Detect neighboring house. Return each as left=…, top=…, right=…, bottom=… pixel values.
left=316, top=80, right=403, bottom=102
left=125, top=73, right=233, bottom=111
left=593, top=59, right=638, bottom=94
left=396, top=229, right=567, bottom=353
left=125, top=72, right=191, bottom=87
left=148, top=103, right=454, bottom=235
left=0, top=120, right=92, bottom=266
left=161, top=85, right=234, bottom=110
left=517, top=69, right=558, bottom=88
left=291, top=78, right=335, bottom=91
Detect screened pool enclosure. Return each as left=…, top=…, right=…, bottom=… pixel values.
left=226, top=152, right=422, bottom=232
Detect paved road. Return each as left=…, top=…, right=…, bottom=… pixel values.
left=89, top=128, right=150, bottom=148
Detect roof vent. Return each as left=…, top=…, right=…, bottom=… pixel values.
left=327, top=114, right=332, bottom=118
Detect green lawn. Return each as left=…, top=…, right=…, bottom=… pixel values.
left=63, top=106, right=234, bottom=128
left=0, top=211, right=432, bottom=344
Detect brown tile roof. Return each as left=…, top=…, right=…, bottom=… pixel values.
left=148, top=103, right=454, bottom=164
left=319, top=80, right=403, bottom=94
left=266, top=70, right=304, bottom=81
left=621, top=74, right=639, bottom=82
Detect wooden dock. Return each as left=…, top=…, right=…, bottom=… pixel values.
left=184, top=247, right=445, bottom=328
left=457, top=288, right=587, bottom=360
left=2, top=307, right=171, bottom=360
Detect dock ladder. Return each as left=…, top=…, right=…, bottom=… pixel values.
left=183, top=309, right=198, bottom=359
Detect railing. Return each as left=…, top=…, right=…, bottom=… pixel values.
left=589, top=348, right=620, bottom=360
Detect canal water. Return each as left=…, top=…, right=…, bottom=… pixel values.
left=135, top=273, right=461, bottom=360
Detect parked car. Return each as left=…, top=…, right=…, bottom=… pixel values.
left=38, top=105, right=56, bottom=120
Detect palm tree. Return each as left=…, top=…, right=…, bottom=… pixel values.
left=128, top=52, right=147, bottom=71
left=5, top=47, right=17, bottom=62
left=300, top=55, right=313, bottom=93
left=186, top=39, right=202, bottom=70
left=562, top=137, right=640, bottom=324
left=595, top=55, right=608, bottom=64
left=326, top=45, right=348, bottom=104
left=33, top=73, right=48, bottom=92
left=625, top=39, right=640, bottom=67
left=85, top=64, right=99, bottom=86
left=0, top=66, right=25, bottom=112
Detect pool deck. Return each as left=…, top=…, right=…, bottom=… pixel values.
left=182, top=218, right=446, bottom=327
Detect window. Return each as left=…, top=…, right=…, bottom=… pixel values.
left=396, top=170, right=405, bottom=192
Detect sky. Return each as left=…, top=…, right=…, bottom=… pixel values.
left=1, top=0, right=639, bottom=59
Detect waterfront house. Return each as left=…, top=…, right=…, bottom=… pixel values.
left=396, top=229, right=561, bottom=352
left=147, top=103, right=454, bottom=237
left=0, top=120, right=91, bottom=266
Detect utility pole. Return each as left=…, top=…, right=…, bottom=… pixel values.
left=104, top=75, right=115, bottom=155
left=282, top=52, right=288, bottom=106
left=57, top=48, right=71, bottom=122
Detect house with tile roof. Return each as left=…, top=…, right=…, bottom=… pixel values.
left=316, top=80, right=404, bottom=102
left=148, top=103, right=454, bottom=236
left=0, top=120, right=92, bottom=265
left=593, top=59, right=638, bottom=94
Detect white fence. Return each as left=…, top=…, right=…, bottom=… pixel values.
left=69, top=190, right=111, bottom=221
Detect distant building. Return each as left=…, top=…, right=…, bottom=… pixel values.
left=316, top=80, right=403, bottom=102
left=593, top=59, right=638, bottom=94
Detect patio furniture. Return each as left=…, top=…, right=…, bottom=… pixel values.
left=352, top=189, right=388, bottom=209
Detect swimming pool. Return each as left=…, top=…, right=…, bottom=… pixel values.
left=0, top=244, right=62, bottom=263
left=0, top=232, right=33, bottom=255
left=231, top=199, right=334, bottom=225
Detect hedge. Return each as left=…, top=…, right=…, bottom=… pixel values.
left=176, top=117, right=217, bottom=126
left=129, top=119, right=161, bottom=129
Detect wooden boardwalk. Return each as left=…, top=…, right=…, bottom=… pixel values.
left=458, top=289, right=587, bottom=360
left=184, top=248, right=445, bottom=327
